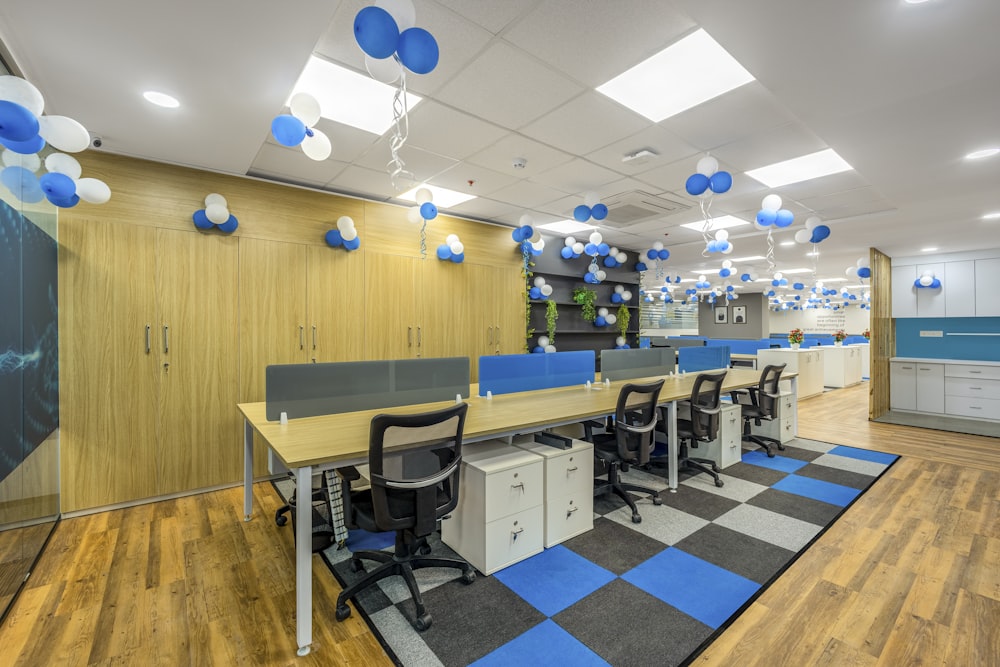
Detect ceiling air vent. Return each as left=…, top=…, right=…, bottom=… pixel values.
left=600, top=190, right=691, bottom=228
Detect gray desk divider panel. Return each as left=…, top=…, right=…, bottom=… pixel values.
left=265, top=357, right=470, bottom=421
left=600, top=348, right=676, bottom=382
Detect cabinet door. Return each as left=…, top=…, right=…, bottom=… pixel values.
left=493, top=265, right=527, bottom=356
left=307, top=245, right=364, bottom=363
left=976, top=258, right=1000, bottom=316
left=156, top=229, right=241, bottom=494
left=59, top=220, right=159, bottom=511
left=944, top=261, right=976, bottom=317
left=365, top=253, right=420, bottom=360
left=916, top=263, right=945, bottom=318
left=891, top=265, right=917, bottom=318
left=421, top=259, right=484, bottom=361
left=915, top=363, right=944, bottom=413
left=890, top=362, right=916, bottom=410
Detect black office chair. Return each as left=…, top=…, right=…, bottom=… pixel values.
left=730, top=363, right=786, bottom=458
left=334, top=403, right=475, bottom=631
left=589, top=380, right=665, bottom=524
left=654, top=371, right=728, bottom=488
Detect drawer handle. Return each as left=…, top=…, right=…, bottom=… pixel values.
left=969, top=406, right=982, bottom=410
left=969, top=387, right=982, bottom=391
left=511, top=527, right=524, bottom=541
left=969, top=370, right=982, bottom=374
left=510, top=482, right=525, bottom=492
left=566, top=506, right=579, bottom=517
left=566, top=466, right=578, bottom=473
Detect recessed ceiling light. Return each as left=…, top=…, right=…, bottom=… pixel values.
left=780, top=241, right=795, bottom=247
left=921, top=247, right=938, bottom=252
left=728, top=255, right=765, bottom=262
left=596, top=29, right=755, bottom=122
left=776, top=268, right=813, bottom=274
left=291, top=56, right=422, bottom=136
left=679, top=215, right=750, bottom=232
left=983, top=212, right=1000, bottom=220
left=398, top=183, right=476, bottom=208
left=537, top=220, right=596, bottom=234
left=821, top=278, right=847, bottom=283
left=904, top=0, right=931, bottom=4
left=965, top=148, right=999, bottom=160
left=745, top=149, right=853, bottom=188
left=806, top=251, right=819, bottom=256
left=143, top=91, right=179, bottom=108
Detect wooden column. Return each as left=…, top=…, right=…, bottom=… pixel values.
left=869, top=247, right=894, bottom=420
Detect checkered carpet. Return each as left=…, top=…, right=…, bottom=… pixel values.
left=310, top=438, right=897, bottom=667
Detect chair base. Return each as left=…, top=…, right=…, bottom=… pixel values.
left=335, top=536, right=475, bottom=631
left=594, top=461, right=662, bottom=524
left=743, top=432, right=785, bottom=458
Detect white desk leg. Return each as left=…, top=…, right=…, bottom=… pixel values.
left=790, top=376, right=799, bottom=437
left=295, top=465, right=313, bottom=656
left=668, top=401, right=679, bottom=492
left=243, top=418, right=254, bottom=521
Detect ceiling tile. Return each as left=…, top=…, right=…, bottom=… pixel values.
left=520, top=92, right=651, bottom=156
left=249, top=143, right=348, bottom=187
left=326, top=164, right=399, bottom=201
left=406, top=101, right=509, bottom=160
left=711, top=122, right=828, bottom=173
left=529, top=158, right=623, bottom=196
left=586, top=126, right=700, bottom=176
left=633, top=156, right=702, bottom=193
left=434, top=0, right=541, bottom=35
left=778, top=171, right=871, bottom=204
left=466, top=134, right=574, bottom=177
left=489, top=179, right=572, bottom=210
left=429, top=162, right=520, bottom=197
left=354, top=140, right=458, bottom=193
left=448, top=197, right=522, bottom=222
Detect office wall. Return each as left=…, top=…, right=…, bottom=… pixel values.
left=895, top=317, right=1000, bottom=361
left=769, top=305, right=870, bottom=336
left=698, top=292, right=767, bottom=339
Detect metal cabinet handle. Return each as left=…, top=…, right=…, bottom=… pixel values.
left=417, top=326, right=422, bottom=347
left=487, top=326, right=493, bottom=345
left=566, top=466, right=578, bottom=473
left=969, top=387, right=982, bottom=390
left=312, top=325, right=317, bottom=350
left=511, top=527, right=524, bottom=541
left=408, top=326, right=413, bottom=347
left=162, top=325, right=169, bottom=354
left=298, top=326, right=304, bottom=350
left=969, top=370, right=982, bottom=374
left=566, top=506, right=579, bottom=517
left=510, top=482, right=525, bottom=492
left=145, top=325, right=151, bottom=354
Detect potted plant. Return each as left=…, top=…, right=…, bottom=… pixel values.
left=862, top=328, right=871, bottom=342
left=546, top=300, right=558, bottom=347
left=833, top=329, right=847, bottom=346
left=572, top=286, right=598, bottom=323
left=788, top=328, right=804, bottom=349
left=616, top=303, right=630, bottom=343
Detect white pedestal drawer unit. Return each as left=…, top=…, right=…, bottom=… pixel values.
left=680, top=402, right=743, bottom=468
left=441, top=440, right=544, bottom=575
left=945, top=363, right=1000, bottom=419
left=513, top=435, right=594, bottom=548
left=750, top=390, right=797, bottom=445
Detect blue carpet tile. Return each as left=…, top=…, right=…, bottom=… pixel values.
left=306, top=437, right=897, bottom=667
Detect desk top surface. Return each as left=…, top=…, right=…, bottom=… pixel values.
left=239, top=367, right=781, bottom=469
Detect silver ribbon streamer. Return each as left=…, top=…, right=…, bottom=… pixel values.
left=387, top=57, right=414, bottom=191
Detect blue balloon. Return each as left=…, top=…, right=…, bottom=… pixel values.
left=646, top=249, right=658, bottom=260
left=611, top=293, right=622, bottom=303
left=793, top=282, right=804, bottom=290
left=772, top=279, right=780, bottom=287
left=0, top=101, right=40, bottom=142
left=343, top=236, right=361, bottom=251
left=767, top=290, right=776, bottom=297
left=756, top=209, right=777, bottom=226
left=585, top=243, right=598, bottom=256
left=1, top=165, right=35, bottom=191
left=857, top=267, right=871, bottom=279
left=39, top=172, right=76, bottom=199
left=795, top=295, right=801, bottom=300
left=708, top=170, right=732, bottom=194
left=930, top=278, right=941, bottom=288
left=450, top=252, right=464, bottom=263
left=218, top=216, right=239, bottom=233
left=595, top=316, right=607, bottom=327
left=810, top=224, right=831, bottom=243
left=740, top=273, right=751, bottom=282
left=719, top=241, right=731, bottom=252
left=591, top=203, right=608, bottom=220
left=436, top=243, right=451, bottom=260
left=685, top=173, right=710, bottom=196
left=604, top=257, right=618, bottom=268
left=635, top=262, right=647, bottom=272
left=0, top=133, right=45, bottom=154
left=584, top=272, right=596, bottom=283
left=354, top=6, right=400, bottom=59
left=775, top=209, right=795, bottom=228
left=657, top=249, right=670, bottom=261
left=727, top=285, right=734, bottom=292
left=720, top=268, right=731, bottom=278
left=529, top=287, right=542, bottom=299
left=560, top=246, right=574, bottom=259
left=397, top=27, right=439, bottom=74
left=532, top=346, right=545, bottom=354
left=420, top=202, right=438, bottom=219
left=597, top=243, right=610, bottom=256
left=325, top=229, right=343, bottom=247
left=193, top=210, right=214, bottom=230
left=707, top=240, right=719, bottom=252
left=46, top=192, right=80, bottom=208
left=780, top=278, right=788, bottom=286
left=511, top=228, right=522, bottom=242
left=271, top=114, right=307, bottom=147
left=573, top=204, right=591, bottom=222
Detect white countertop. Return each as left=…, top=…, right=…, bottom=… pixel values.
left=891, top=357, right=1000, bottom=367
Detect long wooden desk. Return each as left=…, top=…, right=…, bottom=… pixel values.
left=238, top=366, right=796, bottom=656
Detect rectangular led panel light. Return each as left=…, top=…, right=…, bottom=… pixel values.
left=538, top=220, right=596, bottom=234
left=679, top=215, right=750, bottom=232
left=398, top=183, right=477, bottom=208
left=745, top=148, right=853, bottom=188
left=596, top=29, right=755, bottom=122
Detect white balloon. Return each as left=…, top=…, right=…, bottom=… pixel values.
left=722, top=260, right=733, bottom=269
left=609, top=247, right=619, bottom=257
left=37, top=115, right=90, bottom=153
left=572, top=242, right=584, bottom=254
left=341, top=227, right=358, bottom=242
left=857, top=257, right=868, bottom=268
left=446, top=233, right=459, bottom=245
left=919, top=275, right=933, bottom=287
left=598, top=307, right=609, bottom=317
left=407, top=206, right=423, bottom=223
left=614, top=284, right=625, bottom=294
left=0, top=75, right=44, bottom=115
left=532, top=239, right=545, bottom=251
left=564, top=236, right=576, bottom=247
left=2, top=149, right=40, bottom=171
left=697, top=155, right=719, bottom=177
left=289, top=92, right=321, bottom=127
left=540, top=284, right=553, bottom=296
left=605, top=314, right=617, bottom=325
left=375, top=0, right=417, bottom=30
left=589, top=231, right=603, bottom=245
left=301, top=128, right=332, bottom=160
left=544, top=344, right=557, bottom=353
left=206, top=203, right=229, bottom=224
left=774, top=272, right=783, bottom=280
left=652, top=241, right=664, bottom=251
left=583, top=191, right=600, bottom=207
left=795, top=229, right=812, bottom=244
left=753, top=221, right=770, bottom=231
left=337, top=216, right=355, bottom=231
left=519, top=213, right=534, bottom=227
left=538, top=336, right=550, bottom=347
left=699, top=275, right=707, bottom=282
left=75, top=177, right=111, bottom=204
left=533, top=277, right=546, bottom=287
left=44, top=153, right=82, bottom=179
left=616, top=252, right=627, bottom=263
left=846, top=266, right=857, bottom=276
left=731, top=292, right=739, bottom=299
left=616, top=336, right=626, bottom=346
left=805, top=215, right=821, bottom=231
left=450, top=241, right=464, bottom=255
left=762, top=194, right=782, bottom=212
left=415, top=188, right=433, bottom=204
left=205, top=193, right=227, bottom=208
left=365, top=54, right=402, bottom=85
left=722, top=244, right=734, bottom=254
left=595, top=270, right=606, bottom=282
left=622, top=291, right=632, bottom=301
left=529, top=226, right=542, bottom=243
left=714, top=229, right=729, bottom=241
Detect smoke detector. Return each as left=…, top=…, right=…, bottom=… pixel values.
left=622, top=149, right=659, bottom=166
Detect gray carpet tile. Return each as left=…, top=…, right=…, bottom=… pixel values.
left=769, top=445, right=824, bottom=462
left=796, top=461, right=882, bottom=490
left=811, top=452, right=893, bottom=477
left=604, top=501, right=709, bottom=546
left=653, top=482, right=742, bottom=521
left=746, top=488, right=843, bottom=527
left=673, top=523, right=796, bottom=584
left=681, top=471, right=770, bottom=503
left=713, top=504, right=823, bottom=552
left=712, top=460, right=789, bottom=486
left=561, top=517, right=669, bottom=576
left=369, top=607, right=444, bottom=667
left=784, top=438, right=838, bottom=453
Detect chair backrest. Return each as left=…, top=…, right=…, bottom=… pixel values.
left=757, top=363, right=786, bottom=419
left=688, top=371, right=727, bottom=441
left=367, top=403, right=468, bottom=537
left=613, top=379, right=664, bottom=465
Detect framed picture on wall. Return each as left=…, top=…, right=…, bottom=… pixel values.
left=715, top=306, right=728, bottom=324
left=733, top=305, right=747, bottom=324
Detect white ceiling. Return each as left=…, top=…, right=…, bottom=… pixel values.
left=2, top=0, right=998, bottom=290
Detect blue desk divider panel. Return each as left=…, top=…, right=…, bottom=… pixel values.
left=265, top=357, right=470, bottom=420
left=601, top=348, right=675, bottom=382
left=678, top=346, right=731, bottom=373
left=705, top=339, right=772, bottom=355
left=478, top=351, right=595, bottom=396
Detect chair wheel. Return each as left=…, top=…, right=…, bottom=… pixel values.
left=652, top=495, right=662, bottom=506
left=712, top=464, right=720, bottom=472
left=715, top=479, right=725, bottom=488
left=275, top=515, right=288, bottom=527
left=461, top=569, right=476, bottom=584
left=335, top=604, right=351, bottom=622
left=418, top=543, right=432, bottom=556
left=349, top=558, right=365, bottom=573
left=631, top=513, right=642, bottom=524
left=414, top=613, right=432, bottom=631
left=766, top=450, right=776, bottom=458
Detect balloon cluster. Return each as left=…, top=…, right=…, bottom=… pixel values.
left=705, top=228, right=733, bottom=254
left=739, top=269, right=759, bottom=283
left=404, top=187, right=439, bottom=223
left=324, top=216, right=361, bottom=251
left=435, top=233, right=464, bottom=263
left=579, top=230, right=612, bottom=283
left=685, top=156, right=733, bottom=197
left=913, top=270, right=941, bottom=289
left=270, top=92, right=332, bottom=161
left=718, top=259, right=737, bottom=278
left=610, top=284, right=633, bottom=304
left=532, top=335, right=556, bottom=354
left=614, top=336, right=629, bottom=350
left=193, top=193, right=239, bottom=233
left=594, top=307, right=617, bottom=328
left=573, top=192, right=609, bottom=223
left=528, top=276, right=553, bottom=300
left=694, top=275, right=712, bottom=289
left=511, top=215, right=544, bottom=256
left=644, top=241, right=671, bottom=263
left=770, top=271, right=789, bottom=288
left=794, top=216, right=831, bottom=244
left=846, top=256, right=872, bottom=279
left=0, top=76, right=111, bottom=208
left=354, top=1, right=439, bottom=76
left=755, top=194, right=795, bottom=229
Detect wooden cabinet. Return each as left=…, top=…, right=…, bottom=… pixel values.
left=60, top=222, right=240, bottom=511
left=306, top=245, right=365, bottom=363
left=365, top=252, right=422, bottom=360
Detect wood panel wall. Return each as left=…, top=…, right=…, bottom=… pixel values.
left=869, top=247, right=893, bottom=420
